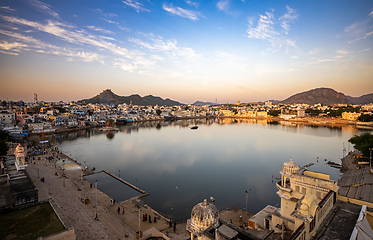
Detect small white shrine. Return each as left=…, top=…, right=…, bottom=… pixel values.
left=186, top=199, right=219, bottom=240
left=14, top=144, right=27, bottom=171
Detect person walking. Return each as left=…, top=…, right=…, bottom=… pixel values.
left=173, top=222, right=176, bottom=233
left=122, top=209, right=125, bottom=214
left=117, top=206, right=120, bottom=214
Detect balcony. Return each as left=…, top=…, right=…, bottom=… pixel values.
left=276, top=180, right=292, bottom=193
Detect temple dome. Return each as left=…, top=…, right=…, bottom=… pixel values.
left=283, top=158, right=300, bottom=174
left=191, top=199, right=219, bottom=229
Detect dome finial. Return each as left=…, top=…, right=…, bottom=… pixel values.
left=202, top=199, right=207, bottom=206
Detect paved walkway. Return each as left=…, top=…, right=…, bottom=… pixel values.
left=27, top=150, right=190, bottom=239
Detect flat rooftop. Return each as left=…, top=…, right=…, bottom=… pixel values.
left=338, top=167, right=373, bottom=203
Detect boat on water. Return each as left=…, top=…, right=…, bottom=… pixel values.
left=190, top=126, right=198, bottom=130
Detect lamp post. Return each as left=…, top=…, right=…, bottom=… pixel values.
left=245, top=189, right=251, bottom=226
left=95, top=180, right=98, bottom=220
left=62, top=159, right=65, bottom=187
left=137, top=206, right=141, bottom=238
left=81, top=169, right=83, bottom=202
left=370, top=148, right=372, bottom=168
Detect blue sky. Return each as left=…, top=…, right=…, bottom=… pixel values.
left=0, top=0, right=372, bottom=104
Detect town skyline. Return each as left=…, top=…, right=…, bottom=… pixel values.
left=1, top=0, right=373, bottom=103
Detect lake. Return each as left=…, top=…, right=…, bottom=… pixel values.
left=51, top=118, right=371, bottom=221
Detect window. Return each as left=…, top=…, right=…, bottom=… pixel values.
left=302, top=187, right=306, bottom=194
left=295, top=186, right=300, bottom=192
left=316, top=191, right=321, bottom=199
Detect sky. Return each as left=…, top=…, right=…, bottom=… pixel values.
left=0, top=0, right=372, bottom=104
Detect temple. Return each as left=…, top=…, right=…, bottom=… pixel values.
left=14, top=143, right=27, bottom=171
left=249, top=158, right=339, bottom=240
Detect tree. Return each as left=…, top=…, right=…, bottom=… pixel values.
left=348, top=133, right=373, bottom=158
left=156, top=109, right=162, bottom=116
left=358, top=114, right=373, bottom=122
left=305, top=108, right=321, bottom=117
left=268, top=110, right=280, bottom=117
left=0, top=130, right=9, bottom=156
left=54, top=106, right=66, bottom=113
left=106, top=119, right=114, bottom=126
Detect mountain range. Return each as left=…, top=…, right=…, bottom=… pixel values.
left=280, top=88, right=373, bottom=105
left=78, top=89, right=182, bottom=106
left=79, top=88, right=373, bottom=106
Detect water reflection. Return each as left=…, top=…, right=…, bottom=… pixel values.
left=53, top=119, right=371, bottom=221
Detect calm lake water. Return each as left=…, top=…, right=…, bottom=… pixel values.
left=51, top=118, right=372, bottom=221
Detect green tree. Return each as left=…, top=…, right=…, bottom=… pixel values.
left=268, top=110, right=280, bottom=117
left=0, top=130, right=9, bottom=156
left=358, top=114, right=373, bottom=122
left=156, top=109, right=162, bottom=116
left=305, top=108, right=321, bottom=117
left=348, top=133, right=373, bottom=158
left=106, top=119, right=114, bottom=126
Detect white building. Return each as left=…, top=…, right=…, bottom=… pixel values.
left=14, top=144, right=27, bottom=171
left=249, top=159, right=339, bottom=240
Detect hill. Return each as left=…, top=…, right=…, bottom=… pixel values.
left=192, top=101, right=217, bottom=106
left=346, top=93, right=373, bottom=105
left=281, top=88, right=350, bottom=105
left=79, top=89, right=183, bottom=106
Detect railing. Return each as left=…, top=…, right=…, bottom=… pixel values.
left=289, top=222, right=305, bottom=240
left=276, top=180, right=292, bottom=192
left=319, top=190, right=333, bottom=207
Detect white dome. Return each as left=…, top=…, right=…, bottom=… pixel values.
left=283, top=158, right=300, bottom=174
left=191, top=199, right=219, bottom=229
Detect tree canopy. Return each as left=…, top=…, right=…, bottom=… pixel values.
left=0, top=130, right=9, bottom=156
left=348, top=133, right=373, bottom=158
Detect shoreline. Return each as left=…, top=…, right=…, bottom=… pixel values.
left=26, top=115, right=373, bottom=137
left=27, top=145, right=254, bottom=239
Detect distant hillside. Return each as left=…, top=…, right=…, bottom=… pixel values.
left=79, top=89, right=183, bottom=106
left=281, top=88, right=350, bottom=105
left=192, top=101, right=217, bottom=106
left=346, top=93, right=373, bottom=104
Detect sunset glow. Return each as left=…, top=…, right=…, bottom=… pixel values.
left=0, top=0, right=372, bottom=103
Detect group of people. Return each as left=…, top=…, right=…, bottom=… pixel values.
left=169, top=219, right=177, bottom=232
left=109, top=199, right=125, bottom=215
left=142, top=213, right=157, bottom=223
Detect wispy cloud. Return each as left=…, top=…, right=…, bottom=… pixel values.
left=317, top=59, right=336, bottom=62
left=95, top=9, right=118, bottom=18
left=0, top=40, right=27, bottom=54
left=26, top=0, right=59, bottom=18
left=122, top=0, right=150, bottom=13
left=0, top=15, right=158, bottom=72
left=162, top=4, right=203, bottom=20
left=336, top=50, right=351, bottom=55
left=100, top=18, right=119, bottom=25
left=278, top=6, right=297, bottom=34
left=185, top=0, right=198, bottom=8
left=359, top=48, right=370, bottom=52
left=87, top=25, right=113, bottom=35
left=0, top=29, right=105, bottom=63
left=0, top=6, right=16, bottom=13
left=129, top=36, right=202, bottom=62
left=247, top=7, right=297, bottom=51
left=217, top=0, right=230, bottom=12
left=118, top=26, right=131, bottom=32
left=345, top=10, right=373, bottom=43
left=216, top=0, right=239, bottom=16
